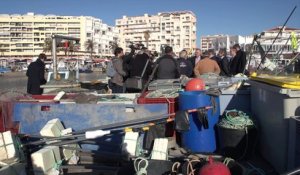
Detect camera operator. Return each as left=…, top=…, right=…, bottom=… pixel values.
left=126, top=46, right=153, bottom=93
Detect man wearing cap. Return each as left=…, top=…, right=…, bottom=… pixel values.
left=154, top=46, right=180, bottom=79
left=26, top=53, right=47, bottom=95
left=194, top=51, right=220, bottom=76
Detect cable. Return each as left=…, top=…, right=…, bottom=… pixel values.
left=171, top=162, right=181, bottom=173
left=186, top=159, right=201, bottom=175
left=134, top=157, right=148, bottom=175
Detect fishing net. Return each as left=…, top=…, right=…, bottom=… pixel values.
left=218, top=110, right=254, bottom=129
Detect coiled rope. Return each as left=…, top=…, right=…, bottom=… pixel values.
left=218, top=109, right=254, bottom=129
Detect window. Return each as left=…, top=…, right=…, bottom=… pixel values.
left=86, top=33, right=91, bottom=37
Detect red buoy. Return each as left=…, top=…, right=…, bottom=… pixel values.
left=185, top=78, right=205, bottom=91
left=199, top=157, right=231, bottom=175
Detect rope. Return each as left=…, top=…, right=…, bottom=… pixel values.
left=134, top=157, right=149, bottom=175
left=171, top=162, right=181, bottom=173
left=186, top=159, right=201, bottom=175
left=223, top=157, right=234, bottom=166
left=218, top=109, right=254, bottom=129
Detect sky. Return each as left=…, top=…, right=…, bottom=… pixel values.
left=0, top=0, right=299, bottom=46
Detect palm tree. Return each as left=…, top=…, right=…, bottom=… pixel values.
left=144, top=30, right=150, bottom=48
left=43, top=38, right=52, bottom=53
left=85, top=39, right=96, bottom=59
left=68, top=41, right=75, bottom=56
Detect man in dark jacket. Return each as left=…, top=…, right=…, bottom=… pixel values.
left=126, top=49, right=152, bottom=92
left=218, top=48, right=231, bottom=76
left=188, top=48, right=202, bottom=77
left=177, top=50, right=193, bottom=77
left=230, top=44, right=247, bottom=75
left=155, top=46, right=180, bottom=79
left=26, top=53, right=47, bottom=95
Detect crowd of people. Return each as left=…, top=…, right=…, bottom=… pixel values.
left=25, top=44, right=247, bottom=95
left=108, top=44, right=247, bottom=93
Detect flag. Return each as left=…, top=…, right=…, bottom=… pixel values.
left=291, top=32, right=298, bottom=51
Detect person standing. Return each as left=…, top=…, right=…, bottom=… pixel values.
left=110, top=47, right=127, bottom=93
left=230, top=44, right=247, bottom=75
left=218, top=48, right=231, bottom=76
left=188, top=48, right=202, bottom=77
left=177, top=50, right=193, bottom=77
left=155, top=46, right=180, bottom=79
left=194, top=51, right=220, bottom=76
left=26, top=53, right=47, bottom=95
left=188, top=48, right=202, bottom=68
left=126, top=47, right=152, bottom=92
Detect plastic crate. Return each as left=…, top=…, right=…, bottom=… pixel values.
left=137, top=91, right=178, bottom=137
left=137, top=91, right=178, bottom=115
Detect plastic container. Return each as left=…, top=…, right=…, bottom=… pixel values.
left=179, top=91, right=220, bottom=152
left=216, top=125, right=257, bottom=159
left=137, top=91, right=178, bottom=115
left=137, top=91, right=178, bottom=137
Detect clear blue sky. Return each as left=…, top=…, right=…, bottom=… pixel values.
left=0, top=0, right=299, bottom=46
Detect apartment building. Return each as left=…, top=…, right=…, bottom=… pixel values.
left=201, top=34, right=253, bottom=52
left=253, top=26, right=300, bottom=54
left=0, top=12, right=118, bottom=57
left=116, top=11, right=197, bottom=54
left=201, top=26, right=300, bottom=55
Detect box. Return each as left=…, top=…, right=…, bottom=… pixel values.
left=31, top=146, right=61, bottom=174
left=0, top=131, right=19, bottom=161
left=137, top=91, right=178, bottom=115
left=61, top=128, right=79, bottom=161
left=40, top=118, right=64, bottom=137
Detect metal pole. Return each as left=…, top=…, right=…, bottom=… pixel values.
left=52, top=37, right=57, bottom=80
left=256, top=6, right=297, bottom=71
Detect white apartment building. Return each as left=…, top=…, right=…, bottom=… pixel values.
left=201, top=34, right=253, bottom=52
left=201, top=26, right=300, bottom=55
left=252, top=26, right=300, bottom=54
left=0, top=12, right=118, bottom=57
left=116, top=11, right=197, bottom=54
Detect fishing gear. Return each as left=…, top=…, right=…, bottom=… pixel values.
left=246, top=33, right=263, bottom=73
left=275, top=52, right=300, bottom=75
left=22, top=107, right=213, bottom=147
left=141, top=63, right=159, bottom=96
left=256, top=5, right=297, bottom=71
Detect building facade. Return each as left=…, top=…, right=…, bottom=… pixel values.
left=252, top=26, right=300, bottom=55
left=201, top=26, right=300, bottom=55
left=200, top=34, right=253, bottom=52
left=0, top=12, right=118, bottom=57
left=116, top=11, right=197, bottom=54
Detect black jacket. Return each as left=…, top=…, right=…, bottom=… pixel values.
left=188, top=56, right=201, bottom=77
left=177, top=58, right=193, bottom=77
left=155, top=55, right=180, bottom=79
left=220, top=56, right=231, bottom=76
left=230, top=50, right=247, bottom=75
left=26, top=59, right=47, bottom=95
left=128, top=53, right=152, bottom=80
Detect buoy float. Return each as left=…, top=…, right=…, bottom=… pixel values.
left=199, top=157, right=231, bottom=175
left=185, top=78, right=205, bottom=91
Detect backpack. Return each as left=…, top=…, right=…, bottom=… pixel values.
left=106, top=60, right=116, bottom=77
